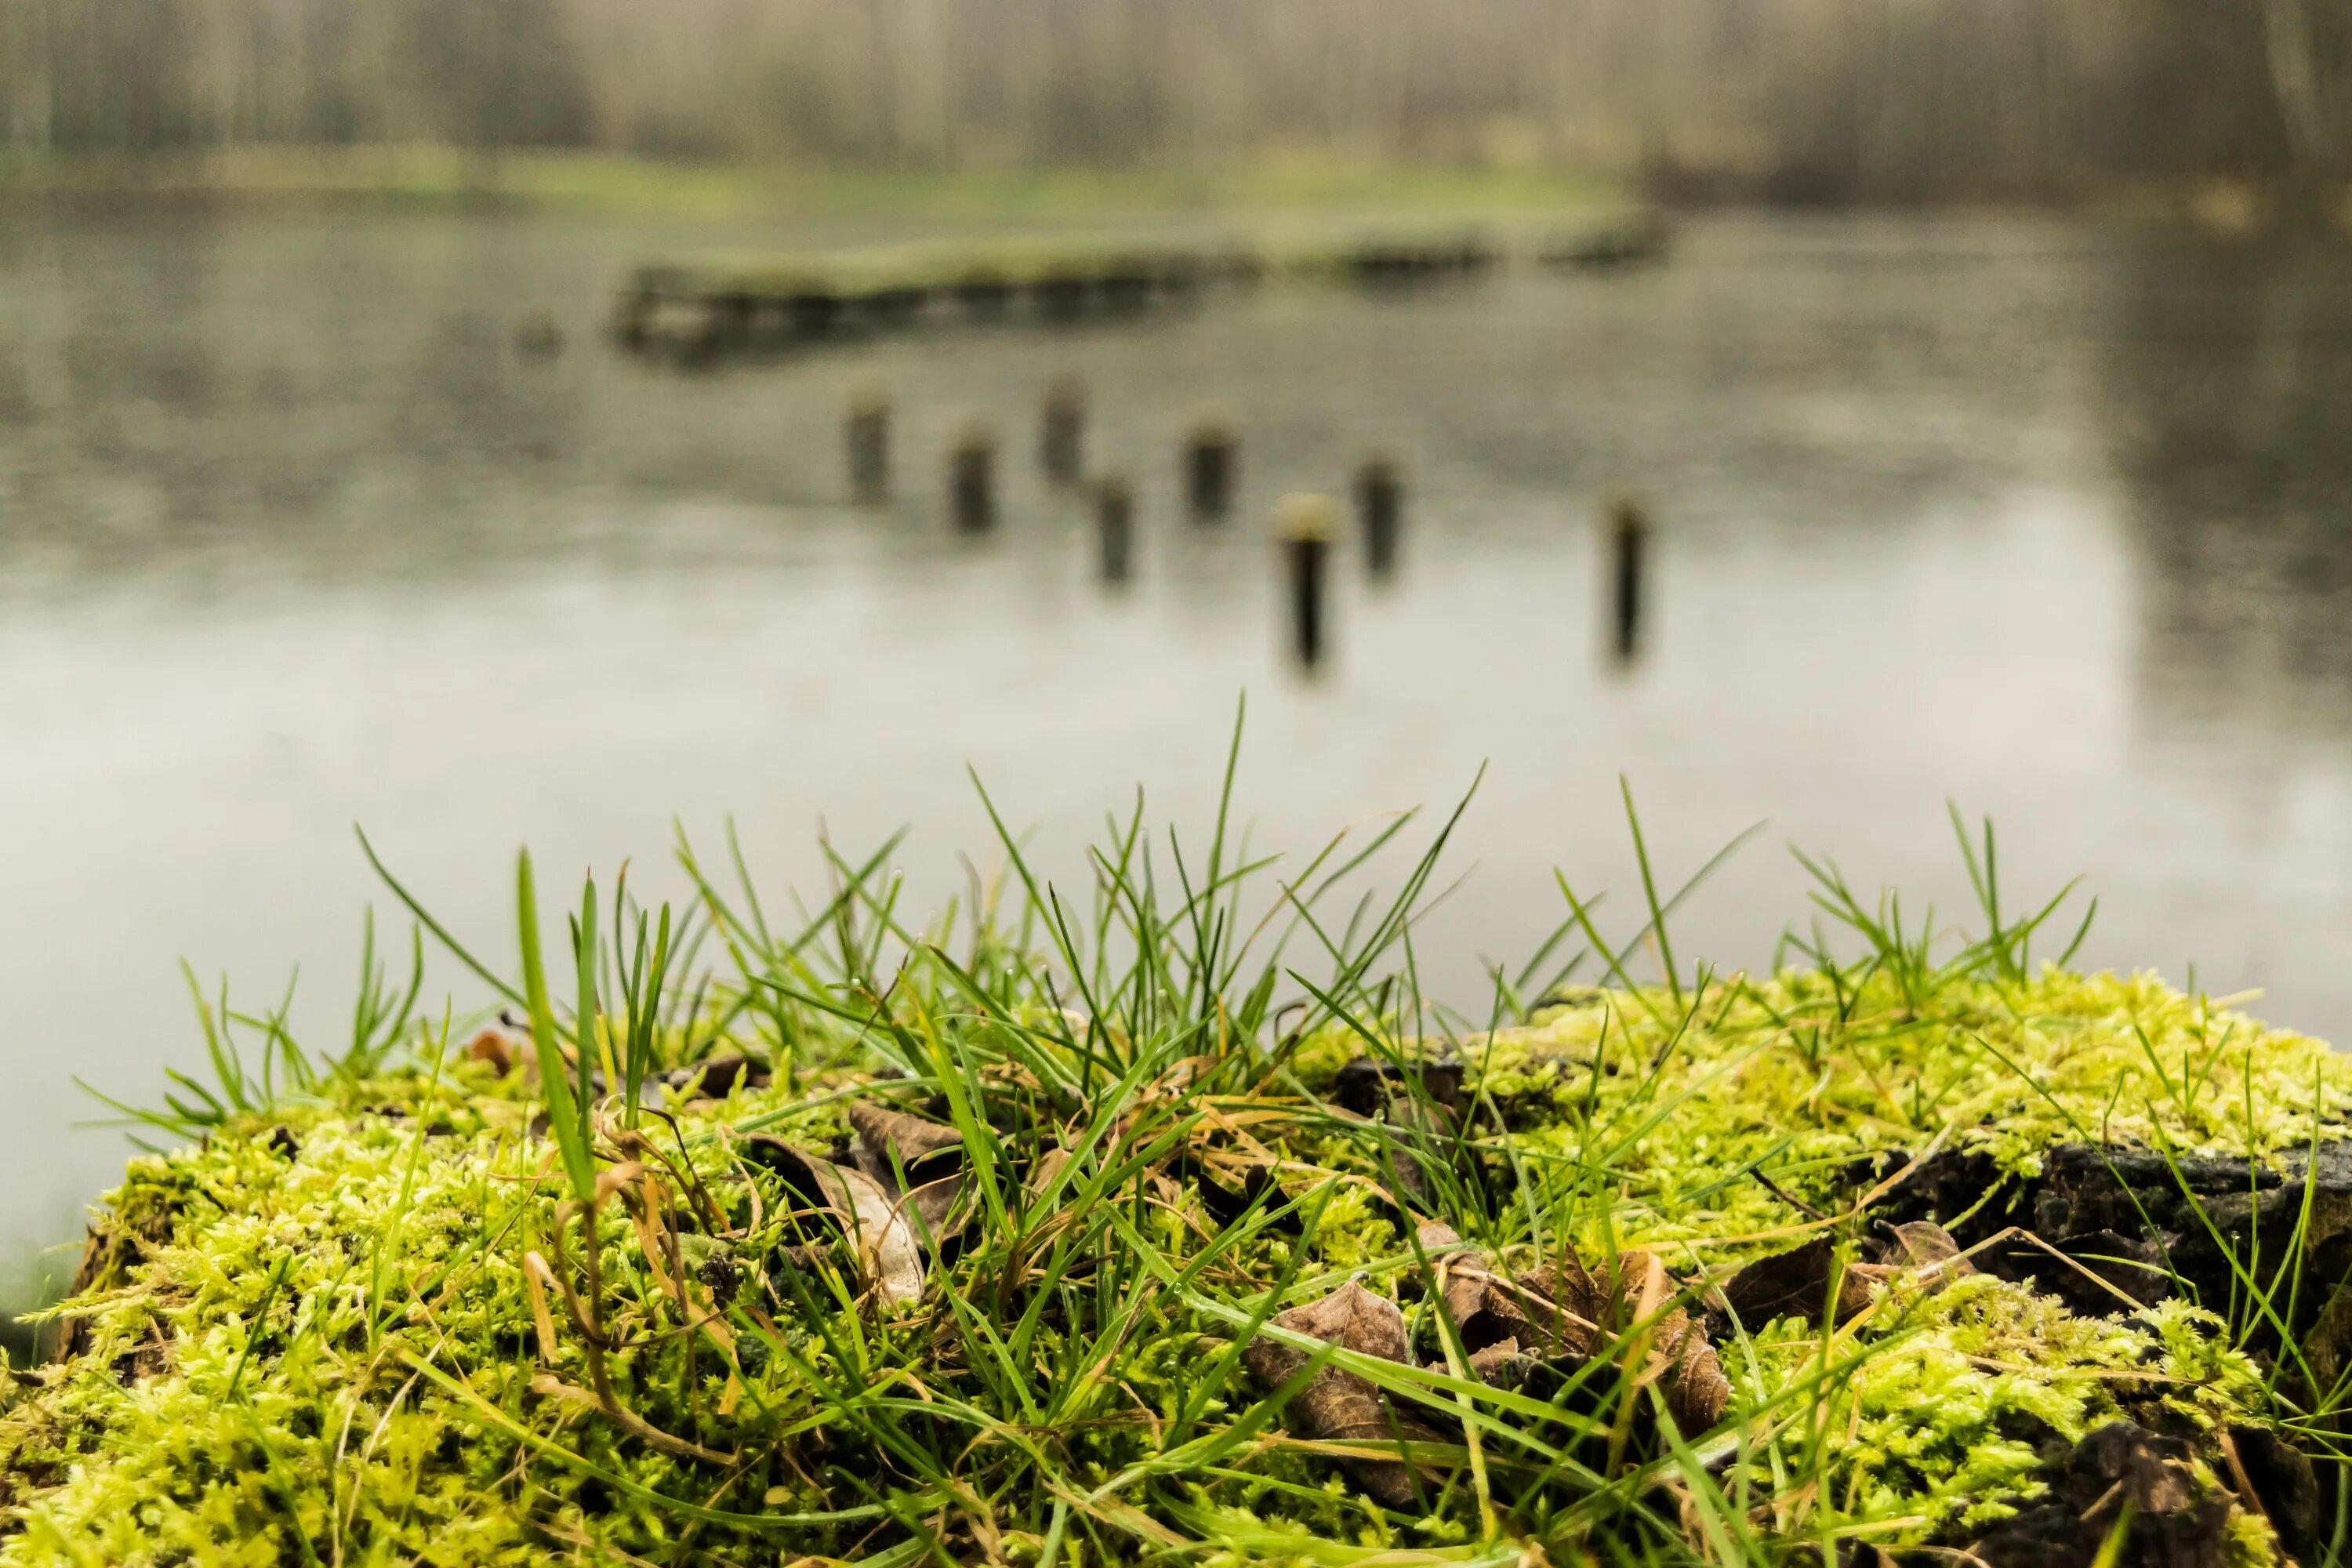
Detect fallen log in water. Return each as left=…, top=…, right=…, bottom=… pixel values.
left=610, top=214, right=1670, bottom=361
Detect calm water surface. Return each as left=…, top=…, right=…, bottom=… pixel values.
left=5, top=207, right=2351, bottom=1304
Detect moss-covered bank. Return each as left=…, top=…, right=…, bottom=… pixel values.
left=5, top=793, right=2347, bottom=1567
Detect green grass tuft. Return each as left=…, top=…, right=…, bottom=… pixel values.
left=6, top=737, right=2342, bottom=1566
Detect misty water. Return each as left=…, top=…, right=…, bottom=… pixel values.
left=5, top=207, right=2351, bottom=1306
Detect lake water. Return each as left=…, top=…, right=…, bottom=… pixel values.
left=5, top=206, right=2352, bottom=1311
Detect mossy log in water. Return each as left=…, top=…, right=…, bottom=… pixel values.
left=612, top=215, right=1669, bottom=361
left=2, top=794, right=2344, bottom=1566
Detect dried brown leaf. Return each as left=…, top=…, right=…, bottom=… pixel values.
left=847, top=1103, right=964, bottom=1172
left=1243, top=1278, right=1445, bottom=1507
left=1717, top=1236, right=1875, bottom=1328
left=1442, top=1240, right=1730, bottom=1435
left=1656, top=1306, right=1732, bottom=1432
left=1878, top=1220, right=1971, bottom=1275
left=746, top=1137, right=926, bottom=1308
left=1027, top=1146, right=1072, bottom=1196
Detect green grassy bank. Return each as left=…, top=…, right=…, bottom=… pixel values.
left=0, top=147, right=1626, bottom=226
left=5, top=746, right=2347, bottom=1566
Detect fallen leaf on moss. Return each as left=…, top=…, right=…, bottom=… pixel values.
left=1716, top=1236, right=1875, bottom=1328
left=1243, top=1277, right=1447, bottom=1507
left=848, top=1102, right=967, bottom=1234
left=1423, top=1226, right=1730, bottom=1433
left=848, top=1102, right=963, bottom=1174
left=746, top=1136, right=926, bottom=1307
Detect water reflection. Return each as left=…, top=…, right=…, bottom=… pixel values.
left=2103, top=239, right=2352, bottom=742
left=7, top=210, right=2352, bottom=1310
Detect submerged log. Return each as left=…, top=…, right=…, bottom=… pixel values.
left=609, top=216, right=1669, bottom=360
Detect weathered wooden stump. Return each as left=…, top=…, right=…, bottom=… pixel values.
left=1276, top=493, right=1336, bottom=667
left=612, top=288, right=657, bottom=350
left=1040, top=378, right=1086, bottom=486
left=1355, top=456, right=1403, bottom=577
left=1185, top=408, right=1236, bottom=521
left=1608, top=498, right=1648, bottom=662
left=950, top=423, right=996, bottom=534
left=1094, top=477, right=1134, bottom=585
left=847, top=384, right=891, bottom=505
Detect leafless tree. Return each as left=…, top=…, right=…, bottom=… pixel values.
left=1, top=0, right=2344, bottom=200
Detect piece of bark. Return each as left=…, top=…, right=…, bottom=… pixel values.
left=1334, top=1055, right=1465, bottom=1117
left=1965, top=1422, right=2237, bottom=1568
left=1976, top=1228, right=2172, bottom=1318
left=2228, top=1424, right=2318, bottom=1566
left=1243, top=1279, right=1446, bottom=1507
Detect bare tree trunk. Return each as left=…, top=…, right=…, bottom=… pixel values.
left=2031, top=0, right=2056, bottom=193
left=2256, top=0, right=2335, bottom=173
left=6, top=0, right=56, bottom=149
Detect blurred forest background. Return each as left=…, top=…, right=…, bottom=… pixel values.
left=2, top=0, right=2348, bottom=206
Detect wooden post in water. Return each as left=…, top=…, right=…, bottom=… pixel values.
left=1040, top=377, right=1086, bottom=485
left=1276, top=493, right=1336, bottom=667
left=1184, top=406, right=1236, bottom=521
left=1094, top=477, right=1134, bottom=585
left=847, top=383, right=891, bottom=504
left=1608, top=497, right=1649, bottom=662
left=514, top=311, right=565, bottom=360
left=612, top=287, right=657, bottom=351
left=950, top=423, right=996, bottom=533
left=1355, top=455, right=1403, bottom=577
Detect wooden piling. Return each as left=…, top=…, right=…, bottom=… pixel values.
left=1276, top=493, right=1336, bottom=667
left=1355, top=455, right=1403, bottom=577
left=956, top=275, right=1014, bottom=318
left=514, top=311, right=565, bottom=359
left=1041, top=378, right=1086, bottom=485
left=1094, top=477, right=1134, bottom=585
left=1608, top=497, right=1648, bottom=662
left=847, top=384, right=891, bottom=505
left=951, top=423, right=996, bottom=533
left=612, top=288, right=656, bottom=350
left=788, top=292, right=844, bottom=336
left=1185, top=407, right=1237, bottom=521
left=1035, top=274, right=1091, bottom=321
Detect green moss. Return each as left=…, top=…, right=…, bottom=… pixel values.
left=4, top=853, right=2332, bottom=1566
left=1449, top=966, right=2352, bottom=1265
left=1725, top=1277, right=2263, bottom=1536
